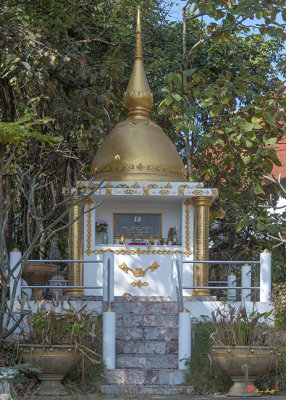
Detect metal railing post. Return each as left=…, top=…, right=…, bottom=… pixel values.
left=176, top=260, right=184, bottom=311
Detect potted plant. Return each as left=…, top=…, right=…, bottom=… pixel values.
left=211, top=305, right=276, bottom=397
left=18, top=300, right=100, bottom=396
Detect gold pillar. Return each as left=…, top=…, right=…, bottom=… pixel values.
left=67, top=195, right=84, bottom=295
left=192, top=196, right=212, bottom=296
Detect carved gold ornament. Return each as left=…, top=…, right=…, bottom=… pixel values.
left=119, top=261, right=159, bottom=277
left=193, top=190, right=204, bottom=195
left=148, top=184, right=158, bottom=188
left=124, top=189, right=136, bottom=194
left=130, top=280, right=149, bottom=288
left=85, top=200, right=93, bottom=256
left=159, top=190, right=170, bottom=195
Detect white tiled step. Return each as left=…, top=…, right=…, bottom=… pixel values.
left=105, top=368, right=185, bottom=385
left=116, top=339, right=178, bottom=354
left=116, top=354, right=178, bottom=369
left=101, top=384, right=194, bottom=395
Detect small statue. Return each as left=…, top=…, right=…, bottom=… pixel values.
left=149, top=236, right=154, bottom=245
left=120, top=234, right=125, bottom=245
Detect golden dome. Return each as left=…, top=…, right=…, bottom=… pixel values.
left=90, top=7, right=186, bottom=182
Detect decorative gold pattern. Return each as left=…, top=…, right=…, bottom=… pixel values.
left=148, top=184, right=158, bottom=188
left=119, top=261, right=159, bottom=277
left=86, top=247, right=188, bottom=256
left=196, top=183, right=204, bottom=188
left=159, top=190, right=170, bottom=195
left=104, top=182, right=112, bottom=188
left=178, top=188, right=185, bottom=196
left=133, top=182, right=140, bottom=188
left=184, top=199, right=191, bottom=258
left=124, top=189, right=136, bottom=194
left=105, top=188, right=112, bottom=195
left=117, top=184, right=129, bottom=188
left=192, top=196, right=213, bottom=296
left=91, top=163, right=185, bottom=180
left=85, top=199, right=93, bottom=256
left=130, top=280, right=149, bottom=288
left=211, top=189, right=219, bottom=196
left=165, top=182, right=173, bottom=188
left=143, top=188, right=150, bottom=195
left=193, top=190, right=204, bottom=195
left=179, top=184, right=190, bottom=189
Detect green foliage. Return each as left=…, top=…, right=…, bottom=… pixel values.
left=185, top=323, right=232, bottom=394
left=271, top=282, right=286, bottom=330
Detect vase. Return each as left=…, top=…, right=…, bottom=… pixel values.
left=19, top=344, right=82, bottom=395
left=102, top=231, right=109, bottom=244
left=0, top=367, right=17, bottom=400
left=212, top=346, right=276, bottom=396
left=23, top=263, right=57, bottom=300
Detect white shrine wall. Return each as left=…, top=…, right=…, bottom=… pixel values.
left=82, top=194, right=195, bottom=297
left=93, top=198, right=182, bottom=244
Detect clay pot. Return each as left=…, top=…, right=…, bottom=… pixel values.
left=22, top=263, right=57, bottom=300
left=19, top=344, right=82, bottom=395
left=212, top=346, right=276, bottom=396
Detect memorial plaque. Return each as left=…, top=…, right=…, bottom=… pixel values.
left=113, top=213, right=162, bottom=239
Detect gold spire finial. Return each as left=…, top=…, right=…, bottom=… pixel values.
left=123, top=7, right=153, bottom=118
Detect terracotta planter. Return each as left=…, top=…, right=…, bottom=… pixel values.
left=23, top=262, right=57, bottom=300
left=212, top=346, right=276, bottom=396
left=19, top=344, right=82, bottom=395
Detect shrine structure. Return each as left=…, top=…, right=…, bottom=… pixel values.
left=67, top=8, right=218, bottom=300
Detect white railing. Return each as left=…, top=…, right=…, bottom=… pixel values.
left=9, top=254, right=113, bottom=308
left=176, top=251, right=271, bottom=306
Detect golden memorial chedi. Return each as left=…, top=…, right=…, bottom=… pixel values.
left=67, top=7, right=217, bottom=297
left=90, top=7, right=186, bottom=182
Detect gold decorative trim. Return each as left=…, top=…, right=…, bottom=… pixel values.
left=124, top=189, right=136, bottom=194
left=193, top=190, right=204, bottom=195
left=148, top=184, right=158, bottom=188
left=179, top=184, right=190, bottom=189
left=165, top=182, right=173, bottom=188
left=119, top=261, right=159, bottom=277
left=184, top=199, right=191, bottom=257
left=143, top=188, right=150, bottom=195
left=117, top=184, right=128, bottom=188
left=133, top=182, right=140, bottom=188
left=85, top=247, right=190, bottom=256
left=196, top=183, right=204, bottom=188
left=178, top=188, right=184, bottom=196
left=159, top=190, right=170, bottom=195
left=131, top=280, right=149, bottom=288
left=85, top=199, right=93, bottom=256
left=211, top=189, right=218, bottom=196
left=105, top=188, right=112, bottom=195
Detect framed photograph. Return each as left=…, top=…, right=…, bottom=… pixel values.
left=113, top=213, right=162, bottom=239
